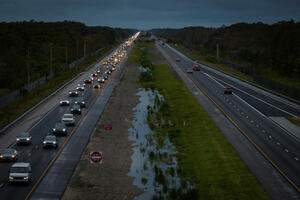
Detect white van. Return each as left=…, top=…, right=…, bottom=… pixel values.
left=9, top=162, right=32, bottom=184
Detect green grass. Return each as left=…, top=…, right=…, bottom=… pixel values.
left=171, top=43, right=300, bottom=92
left=285, top=116, right=300, bottom=127
left=0, top=43, right=119, bottom=130
left=134, top=41, right=270, bottom=199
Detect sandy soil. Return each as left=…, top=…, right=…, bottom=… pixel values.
left=61, top=62, right=143, bottom=200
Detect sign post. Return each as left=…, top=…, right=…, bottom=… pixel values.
left=90, top=151, right=103, bottom=164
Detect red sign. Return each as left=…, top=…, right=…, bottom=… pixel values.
left=104, top=124, right=112, bottom=130
left=90, top=151, right=103, bottom=164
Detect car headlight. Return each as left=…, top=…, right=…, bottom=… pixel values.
left=60, top=101, right=62, bottom=104
left=0, top=155, right=3, bottom=158
left=24, top=176, right=28, bottom=180
left=71, top=109, right=73, bottom=111
left=78, top=109, right=81, bottom=111
left=69, top=92, right=71, bottom=94
left=43, top=141, right=46, bottom=144
left=75, top=101, right=78, bottom=104
left=53, top=128, right=56, bottom=131
left=11, top=155, right=15, bottom=158
left=67, top=101, right=69, bottom=103
left=16, top=138, right=20, bottom=141
left=53, top=141, right=56, bottom=144
left=82, top=102, right=85, bottom=104
left=9, top=176, right=13, bottom=180
left=62, top=128, right=66, bottom=132
left=26, top=138, right=30, bottom=141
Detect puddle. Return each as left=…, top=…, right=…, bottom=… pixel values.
left=128, top=88, right=194, bottom=200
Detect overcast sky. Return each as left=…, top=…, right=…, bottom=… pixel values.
left=0, top=0, right=299, bottom=29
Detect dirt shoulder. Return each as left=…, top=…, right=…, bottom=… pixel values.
left=61, top=62, right=143, bottom=200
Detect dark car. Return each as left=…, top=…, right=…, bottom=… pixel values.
left=224, top=87, right=233, bottom=94
left=42, top=135, right=58, bottom=149
left=176, top=58, right=181, bottom=62
left=52, top=122, right=67, bottom=136
left=193, top=65, right=201, bottom=71
left=91, top=72, right=97, bottom=77
left=59, top=99, right=70, bottom=106
left=16, top=132, right=32, bottom=145
left=76, top=83, right=85, bottom=91
left=93, top=83, right=100, bottom=89
left=0, top=148, right=18, bottom=161
left=69, top=90, right=79, bottom=97
left=83, top=78, right=92, bottom=84
left=75, top=97, right=86, bottom=108
left=70, top=104, right=81, bottom=114
left=97, top=76, right=105, bottom=83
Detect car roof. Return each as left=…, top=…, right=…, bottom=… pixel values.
left=12, top=162, right=30, bottom=167
left=63, top=114, right=73, bottom=117
left=45, top=135, right=56, bottom=139
left=19, top=132, right=30, bottom=136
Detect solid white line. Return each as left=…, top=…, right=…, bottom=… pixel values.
left=165, top=43, right=300, bottom=111
left=206, top=72, right=297, bottom=117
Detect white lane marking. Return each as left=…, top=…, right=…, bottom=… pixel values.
left=205, top=73, right=297, bottom=117
left=165, top=43, right=300, bottom=111
left=284, top=149, right=289, bottom=153
left=295, top=157, right=299, bottom=161
left=276, top=142, right=281, bottom=146
left=269, top=135, right=273, bottom=139
left=262, top=130, right=266, bottom=133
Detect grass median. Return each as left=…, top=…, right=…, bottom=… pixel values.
left=129, top=40, right=270, bottom=199
left=0, top=43, right=119, bottom=130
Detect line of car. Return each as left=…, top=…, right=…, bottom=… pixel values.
left=0, top=38, right=133, bottom=185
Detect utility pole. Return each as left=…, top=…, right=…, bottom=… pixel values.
left=216, top=37, right=222, bottom=60
left=65, top=41, right=68, bottom=67
left=50, top=43, right=53, bottom=78
left=27, top=48, right=30, bottom=88
left=83, top=39, right=86, bottom=57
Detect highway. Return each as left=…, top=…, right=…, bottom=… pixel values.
left=156, top=41, right=300, bottom=194
left=0, top=34, right=138, bottom=200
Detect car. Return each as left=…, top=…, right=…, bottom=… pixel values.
left=97, top=76, right=105, bottom=83
left=0, top=148, right=18, bottom=161
left=83, top=77, right=92, bottom=84
left=42, top=135, right=58, bottom=149
left=103, top=74, right=108, bottom=80
left=69, top=90, right=79, bottom=97
left=88, top=75, right=94, bottom=81
left=193, top=65, right=201, bottom=71
left=176, top=58, right=181, bottom=62
left=70, top=104, right=81, bottom=114
left=102, top=60, right=108, bottom=65
left=74, top=97, right=86, bottom=108
left=52, top=122, right=67, bottom=136
left=161, top=42, right=165, bottom=45
left=224, top=87, right=233, bottom=94
left=96, top=69, right=101, bottom=74
left=105, top=70, right=111, bottom=75
left=76, top=84, right=85, bottom=91
left=16, top=132, right=32, bottom=145
left=62, top=114, right=75, bottom=126
left=93, top=83, right=101, bottom=89
left=59, top=99, right=70, bottom=106
left=91, top=72, right=97, bottom=77
left=186, top=69, right=193, bottom=73
left=9, top=162, right=32, bottom=184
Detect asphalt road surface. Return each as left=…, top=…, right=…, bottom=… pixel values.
left=157, top=41, right=300, bottom=194
left=0, top=36, right=135, bottom=200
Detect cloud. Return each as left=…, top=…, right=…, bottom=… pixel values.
left=0, top=0, right=299, bottom=29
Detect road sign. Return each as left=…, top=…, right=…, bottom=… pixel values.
left=90, top=151, right=103, bottom=164
left=104, top=124, right=112, bottom=130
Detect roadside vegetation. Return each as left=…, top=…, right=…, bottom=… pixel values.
left=285, top=116, right=300, bottom=127
left=151, top=21, right=300, bottom=99
left=128, top=36, right=271, bottom=200
left=0, top=43, right=118, bottom=130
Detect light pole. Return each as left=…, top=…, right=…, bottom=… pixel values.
left=216, top=37, right=222, bottom=60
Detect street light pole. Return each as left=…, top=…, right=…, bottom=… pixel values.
left=216, top=37, right=222, bottom=60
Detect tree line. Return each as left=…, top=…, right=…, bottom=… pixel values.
left=0, top=20, right=135, bottom=91
left=150, top=20, right=300, bottom=80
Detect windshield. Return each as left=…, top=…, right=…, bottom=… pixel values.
left=2, top=149, right=14, bottom=154
left=11, top=167, right=29, bottom=173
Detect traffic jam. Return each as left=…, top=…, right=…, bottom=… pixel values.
left=0, top=34, right=138, bottom=185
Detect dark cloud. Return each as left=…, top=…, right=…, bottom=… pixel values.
left=0, top=0, right=299, bottom=29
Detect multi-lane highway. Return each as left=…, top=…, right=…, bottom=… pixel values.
left=0, top=33, right=139, bottom=200
left=156, top=40, right=300, bottom=195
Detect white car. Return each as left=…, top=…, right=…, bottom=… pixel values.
left=59, top=99, right=70, bottom=106
left=62, top=114, right=75, bottom=126
left=9, top=162, right=32, bottom=184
